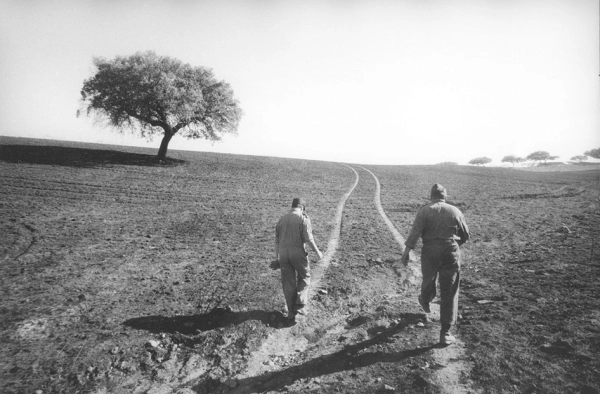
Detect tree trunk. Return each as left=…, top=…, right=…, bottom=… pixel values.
left=157, top=131, right=173, bottom=161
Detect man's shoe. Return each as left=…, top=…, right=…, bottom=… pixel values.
left=282, top=314, right=296, bottom=327
left=440, top=332, right=456, bottom=345
left=418, top=295, right=431, bottom=313
left=284, top=312, right=296, bottom=321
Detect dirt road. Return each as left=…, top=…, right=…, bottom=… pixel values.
left=208, top=165, right=478, bottom=394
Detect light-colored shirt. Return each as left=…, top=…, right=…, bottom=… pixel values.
left=275, top=208, right=314, bottom=250
left=405, top=200, right=470, bottom=249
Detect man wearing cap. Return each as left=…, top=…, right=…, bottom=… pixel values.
left=275, top=198, right=324, bottom=321
left=401, top=184, right=470, bottom=345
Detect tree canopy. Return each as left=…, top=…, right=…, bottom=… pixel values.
left=526, top=151, right=559, bottom=163
left=570, top=155, right=588, bottom=162
left=584, top=148, right=600, bottom=159
left=79, top=51, right=243, bottom=160
left=501, top=155, right=525, bottom=166
left=468, top=157, right=492, bottom=166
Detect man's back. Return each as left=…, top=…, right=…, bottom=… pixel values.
left=406, top=201, right=469, bottom=247
left=276, top=209, right=312, bottom=249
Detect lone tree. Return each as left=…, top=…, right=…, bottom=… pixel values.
left=501, top=154, right=525, bottom=167
left=468, top=157, right=492, bottom=166
left=526, top=151, right=559, bottom=164
left=79, top=51, right=243, bottom=160
left=570, top=155, right=588, bottom=162
left=584, top=148, right=600, bottom=159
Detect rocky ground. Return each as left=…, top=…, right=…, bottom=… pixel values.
left=1, top=137, right=599, bottom=394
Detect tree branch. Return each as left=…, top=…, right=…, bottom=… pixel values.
left=125, top=109, right=170, bottom=132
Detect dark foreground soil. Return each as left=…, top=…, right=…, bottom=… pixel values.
left=1, top=137, right=599, bottom=394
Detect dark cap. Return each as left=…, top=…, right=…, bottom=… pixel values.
left=292, top=197, right=306, bottom=208
left=430, top=184, right=447, bottom=200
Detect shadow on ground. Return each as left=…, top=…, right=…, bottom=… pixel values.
left=203, top=313, right=441, bottom=394
left=124, top=308, right=289, bottom=335
left=0, top=144, right=184, bottom=167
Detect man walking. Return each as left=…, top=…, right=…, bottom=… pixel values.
left=275, top=198, right=324, bottom=322
left=401, top=184, right=470, bottom=345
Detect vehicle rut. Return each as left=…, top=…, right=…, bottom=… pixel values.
left=238, top=164, right=360, bottom=381
left=221, top=164, right=476, bottom=394
left=361, top=166, right=477, bottom=394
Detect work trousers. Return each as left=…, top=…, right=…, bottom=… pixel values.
left=421, top=242, right=461, bottom=329
left=279, top=246, right=311, bottom=314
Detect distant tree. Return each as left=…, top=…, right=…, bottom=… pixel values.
left=468, top=157, right=492, bottom=166
left=501, top=155, right=525, bottom=167
left=570, top=155, right=588, bottom=162
left=435, top=161, right=459, bottom=166
left=79, top=51, right=243, bottom=161
left=526, top=151, right=559, bottom=164
left=584, top=148, right=600, bottom=159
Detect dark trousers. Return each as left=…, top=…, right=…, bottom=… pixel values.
left=279, top=247, right=311, bottom=314
left=420, top=242, right=461, bottom=331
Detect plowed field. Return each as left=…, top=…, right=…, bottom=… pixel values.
left=1, top=136, right=599, bottom=394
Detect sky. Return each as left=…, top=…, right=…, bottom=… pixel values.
left=0, top=0, right=598, bottom=165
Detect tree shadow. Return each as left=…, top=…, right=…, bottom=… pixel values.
left=0, top=144, right=184, bottom=168
left=202, top=314, right=443, bottom=393
left=123, top=308, right=291, bottom=335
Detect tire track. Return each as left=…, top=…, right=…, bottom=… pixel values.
left=361, top=166, right=477, bottom=394
left=224, top=165, right=421, bottom=394
left=319, top=164, right=360, bottom=271
left=238, top=164, right=359, bottom=382
left=357, top=166, right=407, bottom=251
left=221, top=164, right=476, bottom=394
left=358, top=165, right=420, bottom=275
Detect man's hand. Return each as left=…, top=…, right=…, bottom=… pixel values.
left=317, top=250, right=324, bottom=260
left=270, top=259, right=280, bottom=269
left=400, top=249, right=411, bottom=266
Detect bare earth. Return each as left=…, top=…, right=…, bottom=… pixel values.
left=1, top=137, right=599, bottom=394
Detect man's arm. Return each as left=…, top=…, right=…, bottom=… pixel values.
left=405, top=208, right=424, bottom=250
left=401, top=208, right=425, bottom=265
left=457, top=215, right=470, bottom=246
left=307, top=239, right=324, bottom=260
left=302, top=215, right=323, bottom=260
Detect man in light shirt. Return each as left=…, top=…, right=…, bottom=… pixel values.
left=275, top=198, right=324, bottom=322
